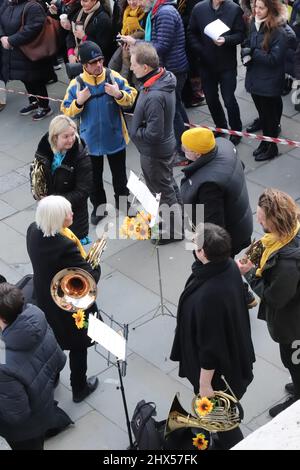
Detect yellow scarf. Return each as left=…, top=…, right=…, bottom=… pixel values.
left=256, top=221, right=300, bottom=277
left=121, top=6, right=145, bottom=35
left=60, top=227, right=87, bottom=259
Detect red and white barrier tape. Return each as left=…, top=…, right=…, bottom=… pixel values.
left=1, top=86, right=300, bottom=148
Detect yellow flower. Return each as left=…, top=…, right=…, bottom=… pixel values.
left=196, top=397, right=214, bottom=416
left=72, top=309, right=86, bottom=329
left=192, top=433, right=209, bottom=451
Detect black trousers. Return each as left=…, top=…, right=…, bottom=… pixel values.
left=22, top=80, right=49, bottom=109
left=7, top=435, right=44, bottom=450
left=251, top=94, right=283, bottom=137
left=201, top=68, right=242, bottom=131
left=173, top=72, right=189, bottom=153
left=69, top=348, right=88, bottom=393
left=89, top=150, right=129, bottom=210
left=280, top=342, right=300, bottom=397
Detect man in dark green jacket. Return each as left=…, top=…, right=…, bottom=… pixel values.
left=237, top=188, right=300, bottom=418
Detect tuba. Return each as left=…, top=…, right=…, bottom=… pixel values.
left=165, top=377, right=244, bottom=436
left=50, top=267, right=97, bottom=311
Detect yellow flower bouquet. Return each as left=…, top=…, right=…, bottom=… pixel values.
left=120, top=210, right=157, bottom=240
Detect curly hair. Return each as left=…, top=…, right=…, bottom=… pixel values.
left=258, top=188, right=300, bottom=239
left=254, top=0, right=285, bottom=51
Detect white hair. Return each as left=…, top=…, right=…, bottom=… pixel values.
left=36, top=195, right=72, bottom=237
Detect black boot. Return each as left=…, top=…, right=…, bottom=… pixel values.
left=90, top=206, right=108, bottom=225
left=246, top=118, right=261, bottom=133
left=253, top=141, right=268, bottom=157
left=255, top=142, right=278, bottom=161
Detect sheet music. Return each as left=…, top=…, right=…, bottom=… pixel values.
left=127, top=171, right=160, bottom=226
left=204, top=19, right=230, bottom=41
left=88, top=314, right=126, bottom=361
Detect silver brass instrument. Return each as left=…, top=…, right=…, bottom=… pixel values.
left=165, top=377, right=244, bottom=435
left=50, top=267, right=97, bottom=312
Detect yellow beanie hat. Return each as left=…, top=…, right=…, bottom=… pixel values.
left=181, top=128, right=215, bottom=154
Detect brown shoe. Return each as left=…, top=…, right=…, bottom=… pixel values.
left=0, top=103, right=6, bottom=112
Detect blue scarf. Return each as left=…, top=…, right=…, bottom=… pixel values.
left=144, top=8, right=153, bottom=42
left=51, top=151, right=66, bottom=174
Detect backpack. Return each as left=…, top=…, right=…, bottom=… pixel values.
left=131, top=400, right=165, bottom=450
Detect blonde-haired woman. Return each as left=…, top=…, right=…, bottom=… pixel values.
left=33, top=115, right=92, bottom=244
left=26, top=195, right=100, bottom=403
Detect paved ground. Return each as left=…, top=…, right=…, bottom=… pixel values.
left=1, top=62, right=300, bottom=450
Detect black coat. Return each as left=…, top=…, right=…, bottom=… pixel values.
left=0, top=304, right=66, bottom=442
left=245, top=21, right=288, bottom=97
left=66, top=6, right=113, bottom=62
left=130, top=69, right=176, bottom=158
left=26, top=222, right=101, bottom=350
left=34, top=134, right=92, bottom=239
left=0, top=0, right=53, bottom=83
left=245, top=230, right=300, bottom=344
left=188, top=0, right=245, bottom=72
left=180, top=138, right=253, bottom=256
left=170, top=258, right=255, bottom=398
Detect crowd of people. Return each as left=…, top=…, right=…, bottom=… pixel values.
left=1, top=0, right=300, bottom=451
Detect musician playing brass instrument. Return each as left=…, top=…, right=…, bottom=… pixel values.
left=170, top=223, right=255, bottom=449
left=26, top=195, right=101, bottom=403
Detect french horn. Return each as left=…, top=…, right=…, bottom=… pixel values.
left=50, top=267, right=97, bottom=312
left=165, top=377, right=244, bottom=435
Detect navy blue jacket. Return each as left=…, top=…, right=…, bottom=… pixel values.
left=0, top=304, right=66, bottom=442
left=245, top=21, right=288, bottom=97
left=188, top=0, right=245, bottom=72
left=151, top=0, right=188, bottom=73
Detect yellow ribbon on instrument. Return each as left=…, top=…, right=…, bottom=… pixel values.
left=60, top=227, right=87, bottom=259
left=256, top=221, right=300, bottom=277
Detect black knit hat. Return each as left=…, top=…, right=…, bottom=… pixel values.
left=78, top=41, right=104, bottom=64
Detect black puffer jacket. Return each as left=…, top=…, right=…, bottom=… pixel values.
left=34, top=133, right=92, bottom=239
left=0, top=0, right=53, bottom=82
left=245, top=230, right=300, bottom=344
left=180, top=138, right=253, bottom=256
left=0, top=304, right=66, bottom=442
left=130, top=69, right=176, bottom=158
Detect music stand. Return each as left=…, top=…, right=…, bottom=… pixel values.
left=90, top=310, right=134, bottom=449
left=132, top=244, right=176, bottom=330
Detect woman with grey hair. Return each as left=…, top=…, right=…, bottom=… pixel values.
left=26, top=195, right=101, bottom=403
left=32, top=114, right=92, bottom=244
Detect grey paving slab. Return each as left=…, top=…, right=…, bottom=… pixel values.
left=240, top=356, right=289, bottom=425
left=287, top=146, right=300, bottom=159
left=0, top=171, right=28, bottom=194
left=0, top=183, right=35, bottom=211
left=0, top=437, right=10, bottom=450
left=54, top=382, right=94, bottom=422
left=0, top=200, right=17, bottom=220
left=0, top=152, right=25, bottom=176
left=45, top=410, right=129, bottom=450
left=242, top=180, right=266, bottom=213
left=246, top=154, right=300, bottom=201
left=86, top=353, right=194, bottom=432
left=0, top=259, right=20, bottom=284
left=0, top=222, right=28, bottom=264
left=105, top=241, right=191, bottom=305
left=3, top=206, right=35, bottom=235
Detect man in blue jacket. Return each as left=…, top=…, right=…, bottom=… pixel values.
left=0, top=282, right=67, bottom=450
left=61, top=41, right=137, bottom=225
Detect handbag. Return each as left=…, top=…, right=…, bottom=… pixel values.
left=19, top=2, right=60, bottom=61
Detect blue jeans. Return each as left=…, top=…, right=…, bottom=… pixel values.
left=201, top=68, right=242, bottom=131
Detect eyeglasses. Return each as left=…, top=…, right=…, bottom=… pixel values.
left=88, top=58, right=104, bottom=65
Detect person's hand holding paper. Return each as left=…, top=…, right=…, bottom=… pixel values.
left=204, top=19, right=229, bottom=45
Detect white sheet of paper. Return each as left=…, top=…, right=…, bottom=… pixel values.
left=127, top=171, right=160, bottom=227
left=88, top=314, right=126, bottom=361
left=204, top=19, right=230, bottom=41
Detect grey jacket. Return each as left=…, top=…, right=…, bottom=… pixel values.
left=0, top=304, right=66, bottom=442
left=130, top=69, right=176, bottom=158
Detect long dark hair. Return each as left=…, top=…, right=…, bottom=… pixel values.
left=254, top=0, right=285, bottom=51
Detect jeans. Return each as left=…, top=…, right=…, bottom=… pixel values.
left=89, top=149, right=129, bottom=210
left=173, top=72, right=189, bottom=153
left=201, top=68, right=242, bottom=131
left=22, top=80, right=49, bottom=109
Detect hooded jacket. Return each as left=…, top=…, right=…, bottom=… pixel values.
left=0, top=304, right=66, bottom=442
left=245, top=230, right=300, bottom=344
left=61, top=67, right=137, bottom=156
left=130, top=68, right=176, bottom=158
